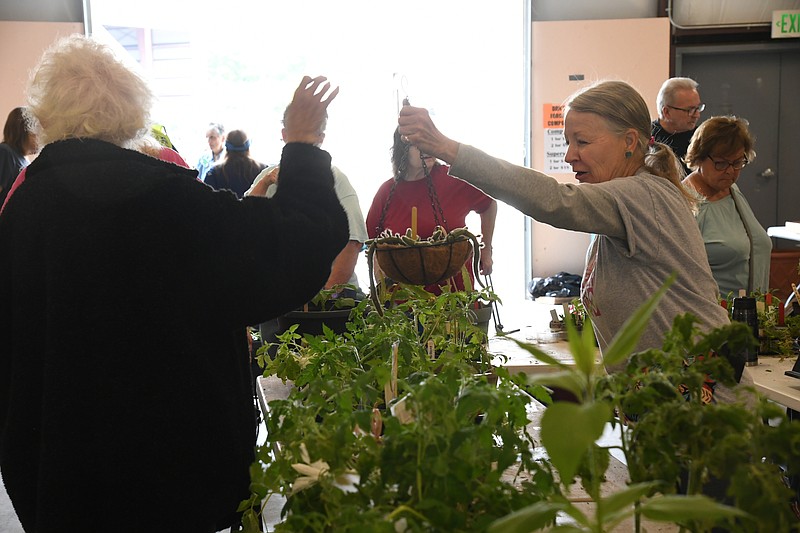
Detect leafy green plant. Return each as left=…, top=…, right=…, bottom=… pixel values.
left=491, top=278, right=800, bottom=533
left=303, top=283, right=361, bottom=311
left=241, top=285, right=558, bottom=532
left=722, top=289, right=800, bottom=358
left=242, top=279, right=800, bottom=532
left=243, top=369, right=559, bottom=532
left=259, top=284, right=499, bottom=384
left=566, top=298, right=587, bottom=331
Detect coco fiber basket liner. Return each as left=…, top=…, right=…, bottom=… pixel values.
left=375, top=239, right=472, bottom=286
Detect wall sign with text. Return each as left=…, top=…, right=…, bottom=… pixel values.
left=543, top=104, right=571, bottom=173
left=772, top=10, right=800, bottom=39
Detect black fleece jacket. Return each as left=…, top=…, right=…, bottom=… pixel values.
left=0, top=138, right=348, bottom=532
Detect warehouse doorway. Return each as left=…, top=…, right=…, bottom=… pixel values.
left=677, top=42, right=800, bottom=229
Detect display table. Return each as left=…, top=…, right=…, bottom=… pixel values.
left=488, top=298, right=598, bottom=374
left=767, top=225, right=800, bottom=243
left=744, top=355, right=800, bottom=411
left=490, top=330, right=593, bottom=374
left=493, top=301, right=800, bottom=412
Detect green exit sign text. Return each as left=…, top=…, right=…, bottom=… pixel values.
left=772, top=10, right=800, bottom=39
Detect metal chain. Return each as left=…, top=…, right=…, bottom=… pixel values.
left=375, top=135, right=448, bottom=234
left=375, top=140, right=409, bottom=234
left=420, top=154, right=447, bottom=230
left=375, top=179, right=399, bottom=235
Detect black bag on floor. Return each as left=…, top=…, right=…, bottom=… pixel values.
left=528, top=272, right=582, bottom=299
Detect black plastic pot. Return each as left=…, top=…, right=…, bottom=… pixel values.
left=277, top=308, right=353, bottom=337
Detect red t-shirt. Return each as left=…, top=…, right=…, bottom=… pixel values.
left=366, top=164, right=492, bottom=238
left=366, top=164, right=493, bottom=292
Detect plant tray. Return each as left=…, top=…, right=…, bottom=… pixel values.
left=278, top=308, right=353, bottom=336
left=375, top=239, right=472, bottom=286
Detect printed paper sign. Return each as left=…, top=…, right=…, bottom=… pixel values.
left=543, top=104, right=571, bottom=173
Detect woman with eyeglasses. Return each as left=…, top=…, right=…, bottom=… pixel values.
left=683, top=116, right=771, bottom=297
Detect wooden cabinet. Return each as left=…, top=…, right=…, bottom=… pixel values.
left=770, top=248, right=800, bottom=302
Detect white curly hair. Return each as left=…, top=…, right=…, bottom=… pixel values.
left=26, top=34, right=153, bottom=148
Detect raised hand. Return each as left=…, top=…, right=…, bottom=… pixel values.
left=283, top=76, right=340, bottom=145
left=397, top=105, right=459, bottom=164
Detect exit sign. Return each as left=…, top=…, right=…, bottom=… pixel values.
left=772, top=10, right=800, bottom=39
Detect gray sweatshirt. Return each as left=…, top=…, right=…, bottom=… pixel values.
left=450, top=144, right=731, bottom=363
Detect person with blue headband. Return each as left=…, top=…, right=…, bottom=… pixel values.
left=203, top=129, right=266, bottom=198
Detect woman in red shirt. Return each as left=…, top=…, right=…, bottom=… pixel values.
left=366, top=127, right=497, bottom=293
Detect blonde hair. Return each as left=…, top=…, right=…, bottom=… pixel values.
left=566, top=80, right=691, bottom=202
left=26, top=34, right=153, bottom=147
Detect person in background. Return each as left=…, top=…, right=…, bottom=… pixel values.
left=203, top=129, right=266, bottom=199
left=365, top=126, right=497, bottom=294
left=0, top=107, right=37, bottom=207
left=651, top=77, right=705, bottom=176
left=246, top=106, right=367, bottom=292
left=246, top=106, right=365, bottom=367
left=150, top=123, right=179, bottom=153
left=683, top=116, right=771, bottom=297
left=397, top=80, right=740, bottom=398
left=196, top=122, right=225, bottom=181
left=0, top=34, right=347, bottom=533
left=136, top=123, right=189, bottom=168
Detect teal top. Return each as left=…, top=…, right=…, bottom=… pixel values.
left=695, top=184, right=772, bottom=297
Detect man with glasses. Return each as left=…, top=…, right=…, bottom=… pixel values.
left=652, top=77, right=704, bottom=175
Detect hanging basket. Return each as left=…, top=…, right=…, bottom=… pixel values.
left=375, top=239, right=472, bottom=286
left=366, top=227, right=484, bottom=316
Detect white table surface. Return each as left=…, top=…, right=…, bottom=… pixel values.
left=767, top=225, right=800, bottom=243
left=493, top=301, right=800, bottom=412
left=489, top=329, right=587, bottom=374
left=487, top=298, right=598, bottom=374
left=745, top=355, right=800, bottom=411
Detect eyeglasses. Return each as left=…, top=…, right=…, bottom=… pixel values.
left=708, top=155, right=748, bottom=171
left=667, top=103, right=706, bottom=115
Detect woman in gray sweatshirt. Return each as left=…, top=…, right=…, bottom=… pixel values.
left=397, top=80, right=733, bottom=382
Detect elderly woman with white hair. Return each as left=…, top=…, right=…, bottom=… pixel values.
left=0, top=34, right=347, bottom=532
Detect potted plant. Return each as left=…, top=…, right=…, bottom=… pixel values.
left=277, top=284, right=362, bottom=337
left=242, top=278, right=800, bottom=532
left=366, top=226, right=486, bottom=311
left=720, top=289, right=800, bottom=358
left=242, top=286, right=547, bottom=531
left=491, top=278, right=800, bottom=533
